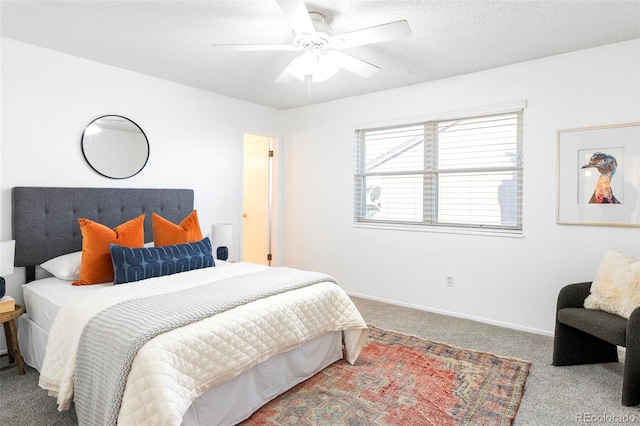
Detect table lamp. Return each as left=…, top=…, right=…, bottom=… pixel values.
left=211, top=223, right=232, bottom=261
left=0, top=240, right=16, bottom=299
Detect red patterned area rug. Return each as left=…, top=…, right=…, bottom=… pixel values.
left=241, top=325, right=531, bottom=426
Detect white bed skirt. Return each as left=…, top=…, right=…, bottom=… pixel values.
left=17, top=314, right=342, bottom=425
left=17, top=314, right=49, bottom=371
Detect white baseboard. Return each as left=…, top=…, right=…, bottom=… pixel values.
left=347, top=291, right=554, bottom=337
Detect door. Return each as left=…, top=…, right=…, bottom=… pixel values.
left=242, top=133, right=272, bottom=265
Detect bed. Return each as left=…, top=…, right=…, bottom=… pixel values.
left=12, top=187, right=368, bottom=426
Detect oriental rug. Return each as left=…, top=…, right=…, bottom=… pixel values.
left=241, top=325, right=531, bottom=426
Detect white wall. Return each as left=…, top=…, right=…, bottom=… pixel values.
left=279, top=39, right=640, bottom=335
left=0, top=38, right=282, bottom=305
left=1, top=37, right=639, bottom=342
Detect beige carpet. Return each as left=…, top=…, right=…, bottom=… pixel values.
left=0, top=295, right=635, bottom=425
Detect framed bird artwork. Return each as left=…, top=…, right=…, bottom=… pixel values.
left=556, top=122, right=640, bottom=227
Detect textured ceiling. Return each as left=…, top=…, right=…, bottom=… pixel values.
left=2, top=0, right=639, bottom=110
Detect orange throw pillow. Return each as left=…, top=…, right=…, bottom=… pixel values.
left=152, top=210, right=203, bottom=247
left=72, top=214, right=145, bottom=286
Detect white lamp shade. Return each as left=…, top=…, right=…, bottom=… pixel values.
left=211, top=224, right=232, bottom=249
left=0, top=240, right=16, bottom=276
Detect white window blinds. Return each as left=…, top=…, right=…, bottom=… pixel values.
left=354, top=110, right=523, bottom=232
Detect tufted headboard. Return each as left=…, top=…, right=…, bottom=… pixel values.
left=12, top=187, right=195, bottom=275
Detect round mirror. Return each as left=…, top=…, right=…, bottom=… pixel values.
left=81, top=115, right=149, bottom=179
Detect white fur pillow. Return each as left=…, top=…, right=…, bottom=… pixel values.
left=584, top=249, right=640, bottom=318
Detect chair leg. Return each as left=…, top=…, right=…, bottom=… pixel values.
left=553, top=322, right=618, bottom=366
left=623, top=328, right=640, bottom=406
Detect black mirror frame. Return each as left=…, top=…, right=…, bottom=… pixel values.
left=81, top=115, right=150, bottom=179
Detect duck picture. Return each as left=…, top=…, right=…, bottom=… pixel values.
left=581, top=152, right=620, bottom=204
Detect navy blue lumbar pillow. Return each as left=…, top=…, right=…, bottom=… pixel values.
left=110, top=237, right=215, bottom=285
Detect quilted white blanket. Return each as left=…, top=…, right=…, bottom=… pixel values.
left=38, top=262, right=368, bottom=425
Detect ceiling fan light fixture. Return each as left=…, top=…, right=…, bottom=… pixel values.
left=311, top=52, right=341, bottom=82
left=287, top=50, right=340, bottom=82
left=287, top=51, right=316, bottom=80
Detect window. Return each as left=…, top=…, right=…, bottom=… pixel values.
left=354, top=110, right=523, bottom=233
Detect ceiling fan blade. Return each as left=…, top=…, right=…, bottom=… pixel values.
left=211, top=44, right=299, bottom=52
left=275, top=50, right=380, bottom=83
left=275, top=0, right=315, bottom=35
left=329, top=51, right=380, bottom=78
left=274, top=56, right=303, bottom=83
left=333, top=20, right=411, bottom=48
left=274, top=71, right=296, bottom=84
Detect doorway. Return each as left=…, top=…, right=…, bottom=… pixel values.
left=242, top=133, right=275, bottom=265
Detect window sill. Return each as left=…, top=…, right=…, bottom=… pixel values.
left=353, top=222, right=524, bottom=238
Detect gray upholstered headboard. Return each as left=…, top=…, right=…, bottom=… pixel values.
left=12, top=187, right=195, bottom=271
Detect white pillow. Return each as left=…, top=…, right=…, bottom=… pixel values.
left=584, top=249, right=640, bottom=318
left=41, top=251, right=82, bottom=281
left=40, top=242, right=154, bottom=281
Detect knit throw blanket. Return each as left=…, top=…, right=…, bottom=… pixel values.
left=74, top=267, right=336, bottom=426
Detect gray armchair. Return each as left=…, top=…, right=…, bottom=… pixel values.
left=553, top=281, right=640, bottom=406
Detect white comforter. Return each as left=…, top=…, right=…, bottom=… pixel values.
left=38, top=262, right=368, bottom=425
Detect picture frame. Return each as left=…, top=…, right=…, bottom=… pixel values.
left=556, top=122, right=640, bottom=227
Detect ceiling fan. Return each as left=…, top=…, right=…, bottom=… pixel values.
left=212, top=0, right=412, bottom=83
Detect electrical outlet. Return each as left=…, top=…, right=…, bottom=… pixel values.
left=446, top=276, right=454, bottom=287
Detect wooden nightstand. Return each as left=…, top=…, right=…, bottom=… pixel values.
left=0, top=304, right=26, bottom=375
